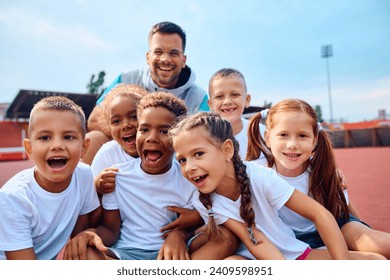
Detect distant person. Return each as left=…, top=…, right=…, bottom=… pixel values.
left=0, top=96, right=100, bottom=260
left=207, top=68, right=265, bottom=159
left=83, top=21, right=209, bottom=165
left=170, top=111, right=385, bottom=260
left=246, top=98, right=390, bottom=259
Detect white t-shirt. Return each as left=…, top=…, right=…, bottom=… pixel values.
left=91, top=140, right=137, bottom=177
left=253, top=157, right=350, bottom=235
left=0, top=162, right=100, bottom=260
left=235, top=118, right=266, bottom=160
left=102, top=158, right=196, bottom=251
left=193, top=161, right=308, bottom=260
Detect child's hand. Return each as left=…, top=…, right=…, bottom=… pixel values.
left=63, top=230, right=108, bottom=260
left=337, top=168, right=348, bottom=190
left=157, top=230, right=190, bottom=260
left=94, top=167, right=119, bottom=195
left=160, top=207, right=204, bottom=238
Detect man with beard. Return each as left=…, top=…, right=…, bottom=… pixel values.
left=83, top=21, right=209, bottom=165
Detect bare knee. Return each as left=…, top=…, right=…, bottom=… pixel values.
left=224, top=255, right=249, bottom=260
left=189, top=225, right=240, bottom=260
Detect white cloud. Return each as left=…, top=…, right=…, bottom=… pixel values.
left=249, top=76, right=390, bottom=122
left=0, top=7, right=115, bottom=51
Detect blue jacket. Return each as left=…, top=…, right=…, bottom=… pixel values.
left=97, top=66, right=209, bottom=113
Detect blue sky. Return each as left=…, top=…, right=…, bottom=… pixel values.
left=1, top=0, right=389, bottom=122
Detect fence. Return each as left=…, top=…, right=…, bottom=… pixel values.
left=330, top=127, right=390, bottom=148
left=0, top=121, right=28, bottom=161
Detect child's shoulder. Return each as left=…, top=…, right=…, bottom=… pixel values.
left=0, top=167, right=35, bottom=192
left=71, top=162, right=94, bottom=183
left=113, top=157, right=140, bottom=172
left=100, top=139, right=120, bottom=150
left=76, top=161, right=93, bottom=172
left=244, top=160, right=270, bottom=173
left=95, top=140, right=122, bottom=156
left=244, top=161, right=285, bottom=184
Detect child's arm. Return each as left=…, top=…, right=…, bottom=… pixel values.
left=284, top=189, right=350, bottom=260
left=188, top=225, right=240, bottom=260
left=5, top=248, right=36, bottom=260
left=94, top=167, right=119, bottom=196
left=160, top=206, right=204, bottom=237
left=337, top=170, right=361, bottom=218
left=347, top=201, right=361, bottom=219
left=63, top=209, right=121, bottom=260
left=224, top=219, right=285, bottom=260
left=63, top=229, right=109, bottom=260
left=71, top=213, right=91, bottom=238
left=157, top=230, right=192, bottom=260
left=91, top=209, right=121, bottom=246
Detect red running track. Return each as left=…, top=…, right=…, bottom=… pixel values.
left=334, top=147, right=390, bottom=232
left=1, top=147, right=389, bottom=232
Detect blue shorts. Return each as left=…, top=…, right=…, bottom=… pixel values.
left=108, top=234, right=198, bottom=260
left=295, top=214, right=371, bottom=248
left=109, top=247, right=159, bottom=260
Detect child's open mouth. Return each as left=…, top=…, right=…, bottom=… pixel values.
left=144, top=150, right=163, bottom=164
left=221, top=108, right=236, bottom=113
left=192, top=174, right=207, bottom=186
left=47, top=157, right=68, bottom=170
left=122, top=133, right=136, bottom=145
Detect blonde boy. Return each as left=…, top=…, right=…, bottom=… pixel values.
left=208, top=68, right=252, bottom=159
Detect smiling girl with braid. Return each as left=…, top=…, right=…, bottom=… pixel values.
left=170, top=111, right=385, bottom=260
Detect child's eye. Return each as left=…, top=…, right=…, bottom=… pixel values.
left=38, top=136, right=50, bottom=141
left=129, top=114, right=137, bottom=121
left=111, top=119, right=120, bottom=125
left=160, top=129, right=169, bottom=135
left=177, top=157, right=186, bottom=164
left=139, top=127, right=148, bottom=133
left=194, top=151, right=204, bottom=157
left=64, top=135, right=75, bottom=140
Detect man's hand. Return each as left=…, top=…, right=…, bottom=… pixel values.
left=63, top=230, right=108, bottom=260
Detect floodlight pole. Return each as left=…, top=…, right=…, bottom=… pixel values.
left=321, top=45, right=333, bottom=123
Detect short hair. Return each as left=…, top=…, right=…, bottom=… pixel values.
left=148, top=21, right=186, bottom=52
left=29, top=96, right=86, bottom=137
left=99, top=83, right=148, bottom=125
left=137, top=91, right=188, bottom=121
left=209, top=68, right=247, bottom=93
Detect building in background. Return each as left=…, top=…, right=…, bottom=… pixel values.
left=0, top=89, right=98, bottom=161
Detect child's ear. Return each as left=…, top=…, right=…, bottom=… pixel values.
left=207, top=98, right=212, bottom=108
left=245, top=93, right=251, bottom=108
left=81, top=137, right=91, bottom=159
left=312, top=136, right=318, bottom=151
left=23, top=138, right=33, bottom=160
left=264, top=130, right=271, bottom=148
left=222, top=139, right=235, bottom=160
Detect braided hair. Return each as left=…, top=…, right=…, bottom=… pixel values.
left=170, top=111, right=256, bottom=240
